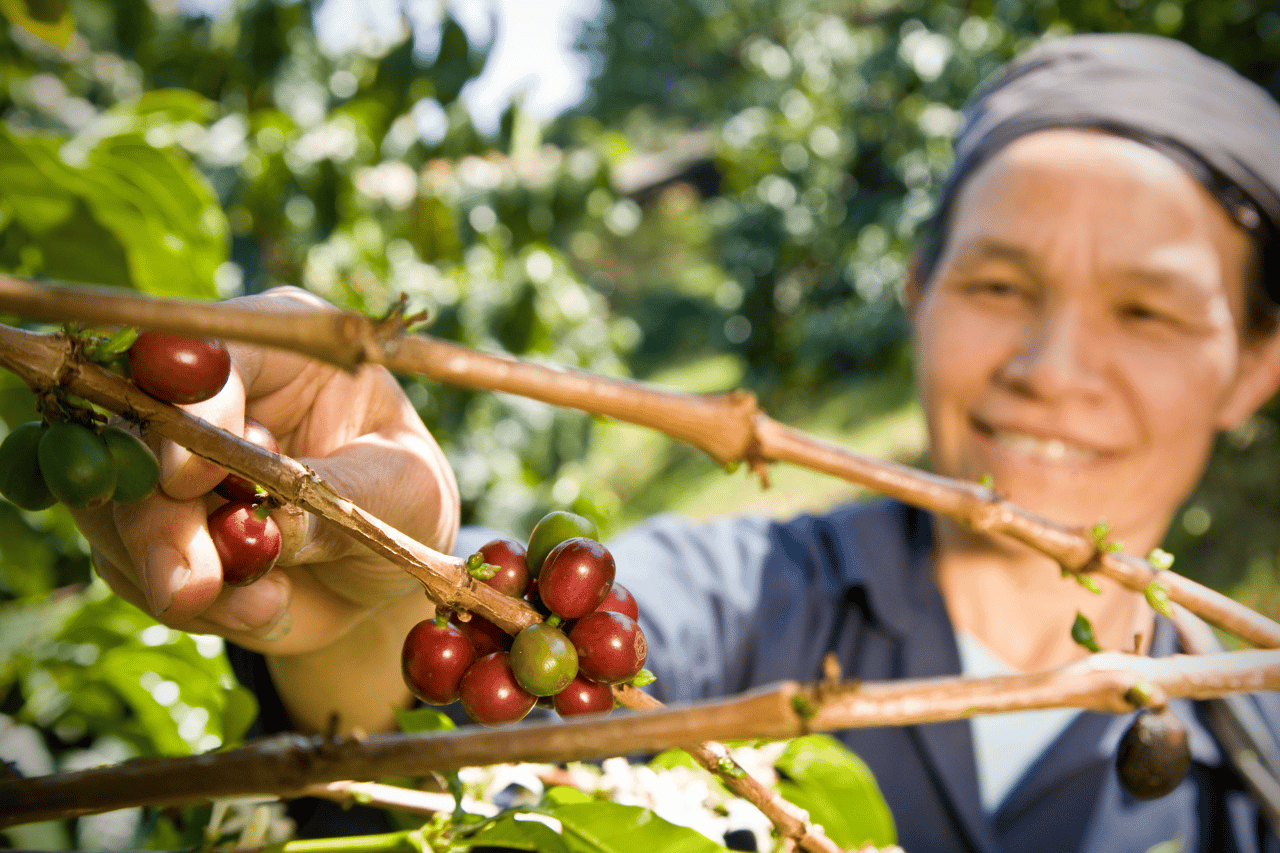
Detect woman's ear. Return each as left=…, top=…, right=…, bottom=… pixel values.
left=1218, top=326, right=1280, bottom=431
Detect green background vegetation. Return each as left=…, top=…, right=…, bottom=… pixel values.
left=0, top=0, right=1276, bottom=847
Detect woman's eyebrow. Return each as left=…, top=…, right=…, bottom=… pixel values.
left=950, top=238, right=1041, bottom=272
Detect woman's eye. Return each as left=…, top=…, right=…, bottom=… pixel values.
left=972, top=279, right=1022, bottom=298
left=1120, top=303, right=1169, bottom=324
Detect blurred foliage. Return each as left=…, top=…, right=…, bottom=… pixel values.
left=0, top=0, right=1276, bottom=847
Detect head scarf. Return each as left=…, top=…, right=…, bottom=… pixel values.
left=921, top=32, right=1280, bottom=303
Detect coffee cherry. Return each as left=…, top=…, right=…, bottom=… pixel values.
left=128, top=332, right=231, bottom=405
left=595, top=582, right=639, bottom=621
left=510, top=622, right=578, bottom=697
left=1116, top=707, right=1191, bottom=800
left=452, top=613, right=512, bottom=658
left=538, top=537, right=615, bottom=619
left=459, top=651, right=537, bottom=726
left=215, top=417, right=279, bottom=501
left=553, top=674, right=615, bottom=717
left=208, top=500, right=282, bottom=586
left=525, top=576, right=552, bottom=618
left=402, top=619, right=476, bottom=705
left=0, top=422, right=56, bottom=511
left=569, top=610, right=647, bottom=685
left=100, top=425, right=159, bottom=504
left=526, top=510, right=599, bottom=576
left=475, top=538, right=531, bottom=598
left=37, top=421, right=117, bottom=510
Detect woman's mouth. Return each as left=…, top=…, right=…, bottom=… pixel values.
left=976, top=421, right=1107, bottom=465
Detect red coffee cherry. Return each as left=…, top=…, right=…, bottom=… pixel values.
left=215, top=417, right=279, bottom=501
left=208, top=500, right=282, bottom=586
left=553, top=674, right=615, bottom=717
left=452, top=614, right=513, bottom=658
left=459, top=651, right=537, bottom=726
left=128, top=332, right=232, bottom=405
left=569, top=610, right=648, bottom=685
left=538, top=537, right=616, bottom=619
left=402, top=619, right=476, bottom=705
left=595, top=582, right=639, bottom=621
left=475, top=538, right=531, bottom=599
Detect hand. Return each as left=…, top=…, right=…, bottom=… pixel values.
left=72, top=287, right=461, bottom=658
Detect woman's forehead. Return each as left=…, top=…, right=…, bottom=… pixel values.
left=948, top=130, right=1242, bottom=251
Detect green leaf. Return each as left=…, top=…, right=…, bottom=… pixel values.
left=1071, top=611, right=1103, bottom=653
left=774, top=734, right=896, bottom=850
left=548, top=801, right=726, bottom=853
left=0, top=0, right=74, bottom=46
left=394, top=704, right=456, bottom=734
left=464, top=813, right=570, bottom=853
left=543, top=785, right=593, bottom=806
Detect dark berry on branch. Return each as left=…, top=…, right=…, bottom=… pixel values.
left=553, top=674, right=614, bottom=717
left=1115, top=707, right=1191, bottom=800
left=208, top=500, right=282, bottom=586
left=595, top=582, right=639, bottom=621
left=402, top=619, right=476, bottom=705
left=475, top=537, right=532, bottom=598
left=459, top=651, right=537, bottom=726
left=215, top=417, right=279, bottom=501
left=538, top=537, right=616, bottom=619
left=128, top=332, right=231, bottom=405
left=452, top=614, right=513, bottom=658
left=569, top=610, right=648, bottom=685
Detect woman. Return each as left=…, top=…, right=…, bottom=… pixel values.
left=75, top=32, right=1280, bottom=851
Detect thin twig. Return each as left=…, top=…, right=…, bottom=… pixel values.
left=1, top=276, right=1276, bottom=649
left=3, top=647, right=1277, bottom=825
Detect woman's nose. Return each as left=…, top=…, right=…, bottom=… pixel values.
left=997, top=307, right=1108, bottom=400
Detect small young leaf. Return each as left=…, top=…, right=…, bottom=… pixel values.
left=1071, top=611, right=1102, bottom=653
left=393, top=704, right=456, bottom=734
left=1144, top=581, right=1176, bottom=619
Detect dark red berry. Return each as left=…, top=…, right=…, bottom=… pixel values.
left=128, top=332, right=232, bottom=405
left=595, top=582, right=639, bottom=621
left=452, top=614, right=513, bottom=658
left=553, top=674, right=614, bottom=717
left=476, top=538, right=531, bottom=598
left=215, top=417, right=279, bottom=501
left=1116, top=708, right=1192, bottom=800
left=208, top=500, right=281, bottom=586
left=459, top=651, right=537, bottom=726
left=402, top=619, right=476, bottom=705
left=538, top=537, right=616, bottom=619
left=569, top=610, right=648, bottom=685
left=525, top=576, right=552, bottom=618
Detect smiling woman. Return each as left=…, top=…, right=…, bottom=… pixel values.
left=74, top=29, right=1280, bottom=853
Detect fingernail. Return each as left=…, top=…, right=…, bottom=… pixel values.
left=144, top=545, right=190, bottom=616
left=208, top=575, right=292, bottom=641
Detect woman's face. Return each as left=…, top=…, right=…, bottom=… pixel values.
left=911, top=129, right=1273, bottom=552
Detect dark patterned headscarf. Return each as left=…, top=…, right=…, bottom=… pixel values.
left=917, top=33, right=1280, bottom=307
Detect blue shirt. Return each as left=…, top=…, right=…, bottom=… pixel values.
left=595, top=499, right=1280, bottom=853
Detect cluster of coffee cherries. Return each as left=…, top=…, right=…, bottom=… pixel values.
left=402, top=511, right=650, bottom=726
left=0, top=329, right=282, bottom=587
